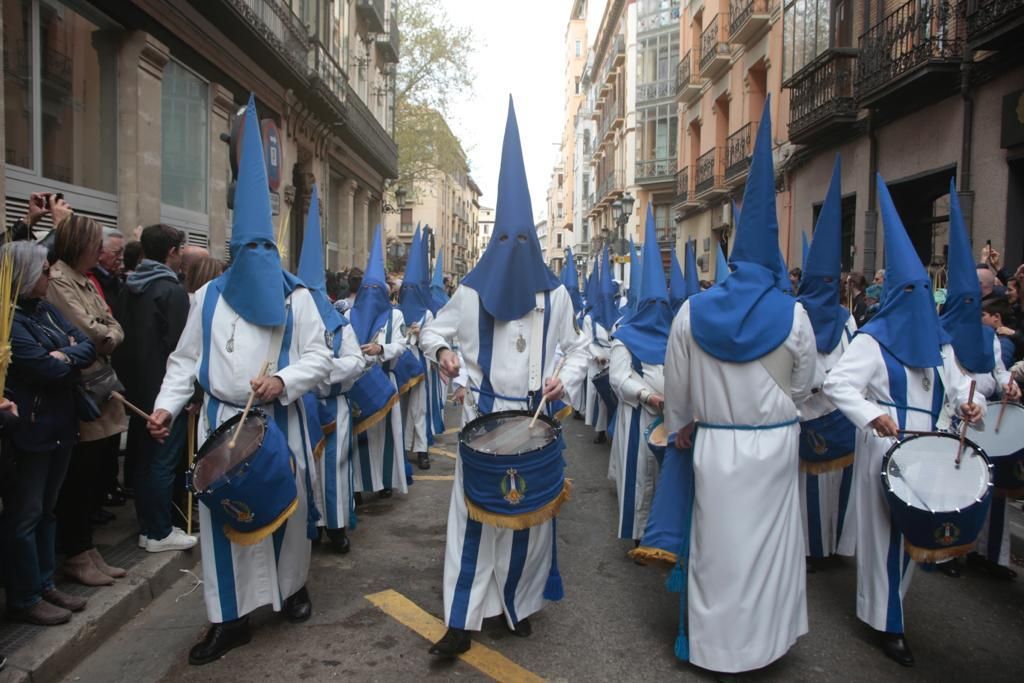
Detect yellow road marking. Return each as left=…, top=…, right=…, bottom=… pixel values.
left=415, top=474, right=454, bottom=481
left=443, top=426, right=461, bottom=435
left=365, top=589, right=545, bottom=683
left=428, top=446, right=456, bottom=459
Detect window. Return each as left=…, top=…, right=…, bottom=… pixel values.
left=575, top=40, right=582, bottom=57
left=161, top=61, right=209, bottom=213
left=637, top=30, right=679, bottom=102
left=782, top=0, right=831, bottom=81
left=637, top=104, right=678, bottom=163
left=637, top=0, right=681, bottom=32
left=4, top=0, right=118, bottom=193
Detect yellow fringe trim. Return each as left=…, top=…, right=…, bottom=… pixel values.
left=223, top=497, right=299, bottom=546
left=994, top=486, right=1024, bottom=498
left=322, top=421, right=337, bottom=437
left=351, top=392, right=400, bottom=435
left=554, top=404, right=574, bottom=422
left=397, top=374, right=425, bottom=396
left=800, top=452, right=855, bottom=474
left=903, top=539, right=974, bottom=563
left=465, top=480, right=572, bottom=530
left=313, top=421, right=338, bottom=460
left=627, top=546, right=678, bottom=565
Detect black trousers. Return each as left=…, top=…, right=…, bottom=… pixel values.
left=56, top=436, right=117, bottom=556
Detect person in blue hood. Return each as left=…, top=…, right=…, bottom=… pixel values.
left=662, top=99, right=818, bottom=674
left=824, top=173, right=985, bottom=668
left=419, top=97, right=590, bottom=658
left=148, top=95, right=333, bottom=666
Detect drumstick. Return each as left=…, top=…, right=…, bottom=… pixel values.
left=955, top=379, right=977, bottom=466
left=186, top=411, right=197, bottom=535
left=111, top=391, right=153, bottom=422
left=995, top=388, right=1010, bottom=434
left=229, top=361, right=272, bottom=449
left=529, top=356, right=568, bottom=428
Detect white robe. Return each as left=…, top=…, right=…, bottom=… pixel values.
left=664, top=300, right=816, bottom=673
left=823, top=337, right=982, bottom=633
left=798, top=313, right=858, bottom=558
left=971, top=336, right=1013, bottom=566
left=313, top=323, right=365, bottom=531
left=154, top=283, right=332, bottom=623
left=353, top=308, right=409, bottom=494
left=419, top=284, right=589, bottom=630
left=401, top=311, right=434, bottom=453
left=609, top=338, right=664, bottom=540
left=583, top=315, right=611, bottom=433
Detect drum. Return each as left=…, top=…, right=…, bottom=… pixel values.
left=881, top=433, right=993, bottom=562
left=392, top=349, right=425, bottom=395
left=962, top=403, right=1024, bottom=496
left=188, top=409, right=297, bottom=546
left=799, top=409, right=856, bottom=474
left=458, top=410, right=570, bottom=529
left=645, top=417, right=667, bottom=466
left=630, top=435, right=694, bottom=566
left=348, top=365, right=399, bottom=435
left=591, top=369, right=618, bottom=415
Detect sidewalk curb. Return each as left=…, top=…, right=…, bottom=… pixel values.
left=3, top=546, right=198, bottom=683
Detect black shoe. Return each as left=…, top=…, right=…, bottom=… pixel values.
left=881, top=633, right=914, bottom=667
left=90, top=508, right=116, bottom=525
left=354, top=492, right=364, bottom=506
left=284, top=587, right=312, bottom=623
left=188, top=618, right=251, bottom=665
left=593, top=432, right=607, bottom=444
left=101, top=490, right=127, bottom=507
left=325, top=528, right=350, bottom=554
left=572, top=411, right=583, bottom=421
left=311, top=527, right=323, bottom=546
left=428, top=627, right=471, bottom=658
left=417, top=452, right=431, bottom=470
left=378, top=488, right=393, bottom=499
left=509, top=617, right=532, bottom=637
left=938, top=561, right=961, bottom=578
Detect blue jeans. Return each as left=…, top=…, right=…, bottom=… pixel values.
left=1, top=443, right=73, bottom=609
left=133, top=414, right=187, bottom=540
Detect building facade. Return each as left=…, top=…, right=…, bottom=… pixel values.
left=1, top=0, right=399, bottom=270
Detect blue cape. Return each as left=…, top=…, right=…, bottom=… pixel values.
left=460, top=98, right=559, bottom=320
left=429, top=245, right=449, bottom=314
left=399, top=224, right=431, bottom=325
left=349, top=227, right=393, bottom=345
left=613, top=206, right=672, bottom=364
left=593, top=247, right=619, bottom=331
left=669, top=246, right=687, bottom=315
left=561, top=246, right=584, bottom=314
left=296, top=184, right=346, bottom=332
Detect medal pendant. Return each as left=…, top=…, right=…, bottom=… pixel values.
left=516, top=335, right=526, bottom=353
left=922, top=373, right=931, bottom=391
left=226, top=338, right=234, bottom=353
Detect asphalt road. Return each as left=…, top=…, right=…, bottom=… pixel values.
left=65, top=407, right=1024, bottom=682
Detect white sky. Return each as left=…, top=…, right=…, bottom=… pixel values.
left=436, top=0, right=606, bottom=221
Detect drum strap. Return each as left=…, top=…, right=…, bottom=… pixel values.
left=879, top=346, right=943, bottom=430
left=528, top=292, right=546, bottom=394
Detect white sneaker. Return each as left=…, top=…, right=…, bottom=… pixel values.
left=138, top=534, right=147, bottom=549
left=145, top=528, right=198, bottom=553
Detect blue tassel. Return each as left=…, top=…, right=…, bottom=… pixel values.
left=405, top=459, right=415, bottom=486
left=674, top=632, right=690, bottom=661
left=665, top=562, right=685, bottom=593
left=543, top=518, right=565, bottom=601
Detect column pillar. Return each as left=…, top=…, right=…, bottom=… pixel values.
left=355, top=187, right=370, bottom=267
left=367, top=192, right=382, bottom=250
left=342, top=179, right=358, bottom=267
left=117, top=31, right=169, bottom=232
left=208, top=83, right=235, bottom=259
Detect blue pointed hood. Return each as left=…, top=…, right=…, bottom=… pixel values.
left=685, top=239, right=701, bottom=297
left=399, top=225, right=431, bottom=325
left=461, top=97, right=559, bottom=320
left=349, top=226, right=393, bottom=344
left=624, top=237, right=641, bottom=317
left=801, top=231, right=810, bottom=270
left=669, top=247, right=687, bottom=314
left=429, top=244, right=448, bottom=313
left=222, top=95, right=292, bottom=326
left=593, top=247, right=618, bottom=331
left=940, top=178, right=994, bottom=373
left=613, top=206, right=673, bottom=364
left=859, top=174, right=949, bottom=368
left=583, top=264, right=598, bottom=313
left=561, top=246, right=584, bottom=314
left=297, top=184, right=345, bottom=332
left=797, top=156, right=847, bottom=353
left=691, top=98, right=795, bottom=363
left=715, top=240, right=730, bottom=284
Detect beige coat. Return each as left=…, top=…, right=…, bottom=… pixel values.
left=46, top=260, right=128, bottom=442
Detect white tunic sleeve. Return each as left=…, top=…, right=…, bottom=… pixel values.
left=276, top=288, right=333, bottom=405
left=822, top=334, right=888, bottom=430
left=549, top=286, right=590, bottom=407
left=153, top=282, right=207, bottom=418
left=663, top=301, right=693, bottom=434
left=610, top=339, right=648, bottom=408
left=375, top=309, right=407, bottom=363
left=786, top=303, right=819, bottom=407
left=943, top=343, right=987, bottom=420
left=328, top=324, right=366, bottom=387
left=419, top=286, right=467, bottom=361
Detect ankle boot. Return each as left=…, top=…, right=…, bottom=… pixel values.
left=87, top=548, right=127, bottom=578
left=63, top=552, right=114, bottom=586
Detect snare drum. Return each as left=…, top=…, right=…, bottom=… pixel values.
left=348, top=365, right=400, bottom=435
left=963, top=403, right=1024, bottom=496
left=799, top=409, right=856, bottom=474
left=645, top=417, right=667, bottom=467
left=881, top=433, right=993, bottom=562
left=188, top=409, right=298, bottom=546
left=392, top=349, right=426, bottom=395
left=458, top=410, right=570, bottom=529
left=631, top=436, right=694, bottom=565
left=591, top=370, right=618, bottom=415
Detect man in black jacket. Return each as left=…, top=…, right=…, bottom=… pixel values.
left=113, top=224, right=196, bottom=553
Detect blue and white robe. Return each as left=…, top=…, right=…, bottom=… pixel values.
left=353, top=309, right=409, bottom=494
left=798, top=313, right=858, bottom=558
left=583, top=315, right=611, bottom=434
left=608, top=338, right=664, bottom=541
left=824, top=338, right=983, bottom=634
left=419, top=284, right=589, bottom=631
left=154, top=280, right=332, bottom=623
left=402, top=311, right=434, bottom=454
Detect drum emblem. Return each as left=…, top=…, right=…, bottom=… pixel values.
left=350, top=401, right=362, bottom=418
left=501, top=468, right=527, bottom=505
left=222, top=499, right=255, bottom=524
left=933, top=522, right=960, bottom=547
left=807, top=430, right=828, bottom=456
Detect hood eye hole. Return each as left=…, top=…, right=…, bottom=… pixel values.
left=499, top=234, right=509, bottom=242
left=903, top=285, right=915, bottom=292
left=516, top=234, right=528, bottom=243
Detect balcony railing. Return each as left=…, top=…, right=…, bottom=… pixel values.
left=729, top=0, right=772, bottom=45
left=675, top=166, right=690, bottom=204
left=228, top=0, right=310, bottom=76
left=700, top=14, right=731, bottom=77
left=637, top=78, right=675, bottom=103
left=638, top=3, right=682, bottom=32
left=357, top=0, right=386, bottom=34
left=597, top=170, right=625, bottom=204
left=377, top=13, right=400, bottom=64
left=965, top=0, right=1024, bottom=50
left=785, top=48, right=859, bottom=145
left=676, top=51, right=703, bottom=103
left=599, top=34, right=626, bottom=85
left=725, top=120, right=756, bottom=181
left=694, top=147, right=725, bottom=196
left=856, top=0, right=963, bottom=106
left=344, top=81, right=399, bottom=177
left=636, top=157, right=678, bottom=184
left=309, top=41, right=348, bottom=116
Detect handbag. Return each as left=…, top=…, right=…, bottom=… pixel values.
left=73, top=383, right=102, bottom=422
left=80, top=362, right=125, bottom=404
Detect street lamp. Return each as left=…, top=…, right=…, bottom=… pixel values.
left=610, top=191, right=634, bottom=279
left=382, top=186, right=407, bottom=214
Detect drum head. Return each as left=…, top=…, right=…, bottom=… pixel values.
left=885, top=434, right=990, bottom=512
left=647, top=421, right=667, bottom=448
left=461, top=410, right=559, bottom=456
left=193, top=410, right=268, bottom=492
left=966, top=403, right=1024, bottom=459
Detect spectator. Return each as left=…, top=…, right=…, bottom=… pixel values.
left=6, top=192, right=73, bottom=245
left=847, top=272, right=869, bottom=327
left=45, top=215, right=129, bottom=585
left=982, top=298, right=1022, bottom=367
left=1008, top=277, right=1021, bottom=327
left=1, top=241, right=100, bottom=621
left=863, top=283, right=883, bottom=325
left=788, top=267, right=802, bottom=293
left=179, top=245, right=210, bottom=282
left=90, top=228, right=125, bottom=306
left=113, top=225, right=196, bottom=552
left=980, top=243, right=1011, bottom=285
left=873, top=269, right=885, bottom=287
left=184, top=255, right=224, bottom=299
left=123, top=240, right=144, bottom=274
left=346, top=267, right=363, bottom=309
